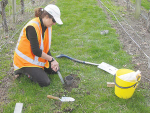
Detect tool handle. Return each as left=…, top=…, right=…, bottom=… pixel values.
left=57, top=71, right=65, bottom=84
left=56, top=54, right=99, bottom=66
left=47, top=95, right=60, bottom=100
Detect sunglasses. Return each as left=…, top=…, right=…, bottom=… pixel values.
left=52, top=18, right=56, bottom=23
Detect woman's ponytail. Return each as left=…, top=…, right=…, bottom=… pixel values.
left=34, top=7, right=53, bottom=19
left=34, top=8, right=43, bottom=18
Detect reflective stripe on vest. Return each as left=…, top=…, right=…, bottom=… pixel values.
left=14, top=64, right=19, bottom=70
left=15, top=20, right=51, bottom=67
left=48, top=27, right=51, bottom=49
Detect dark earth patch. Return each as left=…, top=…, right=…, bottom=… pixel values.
left=63, top=74, right=80, bottom=92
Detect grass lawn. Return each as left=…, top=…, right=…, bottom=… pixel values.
left=131, top=0, right=150, bottom=11
left=1, top=0, right=150, bottom=112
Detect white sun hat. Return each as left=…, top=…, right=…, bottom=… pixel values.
left=44, top=4, right=63, bottom=25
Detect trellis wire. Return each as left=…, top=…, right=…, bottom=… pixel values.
left=123, top=0, right=148, bottom=21
left=99, top=0, right=150, bottom=81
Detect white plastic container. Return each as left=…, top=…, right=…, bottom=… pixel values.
left=118, top=70, right=141, bottom=82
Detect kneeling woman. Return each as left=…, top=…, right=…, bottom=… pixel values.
left=13, top=4, right=63, bottom=87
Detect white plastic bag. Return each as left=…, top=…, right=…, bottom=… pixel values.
left=118, top=70, right=141, bottom=82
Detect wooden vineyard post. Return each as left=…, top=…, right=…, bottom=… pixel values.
left=1, top=0, right=8, bottom=32
left=21, top=0, right=24, bottom=14
left=126, top=0, right=130, bottom=11
left=135, top=0, right=141, bottom=19
left=12, top=0, right=16, bottom=23
left=147, top=10, right=150, bottom=33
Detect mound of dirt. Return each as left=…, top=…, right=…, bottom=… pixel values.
left=63, top=74, right=80, bottom=92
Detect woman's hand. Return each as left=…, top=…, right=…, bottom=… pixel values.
left=41, top=52, right=59, bottom=72
left=51, top=60, right=59, bottom=72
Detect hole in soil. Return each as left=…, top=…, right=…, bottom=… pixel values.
left=54, top=74, right=80, bottom=111
left=65, top=75, right=74, bottom=86
left=63, top=74, right=80, bottom=92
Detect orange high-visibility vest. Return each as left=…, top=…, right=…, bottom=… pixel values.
left=13, top=17, right=52, bottom=70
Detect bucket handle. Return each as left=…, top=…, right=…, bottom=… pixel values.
left=114, top=74, right=138, bottom=89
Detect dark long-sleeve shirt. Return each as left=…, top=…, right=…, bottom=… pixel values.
left=26, top=18, right=51, bottom=57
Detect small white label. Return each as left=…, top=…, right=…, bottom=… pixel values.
left=14, top=103, right=23, bottom=113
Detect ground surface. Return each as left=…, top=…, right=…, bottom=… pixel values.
left=64, top=74, right=80, bottom=92
left=0, top=0, right=150, bottom=110
left=98, top=0, right=150, bottom=88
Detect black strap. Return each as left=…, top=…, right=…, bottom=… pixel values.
left=50, top=57, right=55, bottom=63
left=114, top=74, right=138, bottom=89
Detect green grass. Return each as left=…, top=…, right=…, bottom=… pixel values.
left=0, top=45, right=14, bottom=80
left=131, top=0, right=150, bottom=11
left=1, top=0, right=150, bottom=112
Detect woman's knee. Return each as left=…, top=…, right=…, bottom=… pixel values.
left=39, top=79, right=50, bottom=87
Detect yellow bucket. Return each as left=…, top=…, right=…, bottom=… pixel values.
left=114, top=69, right=141, bottom=99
